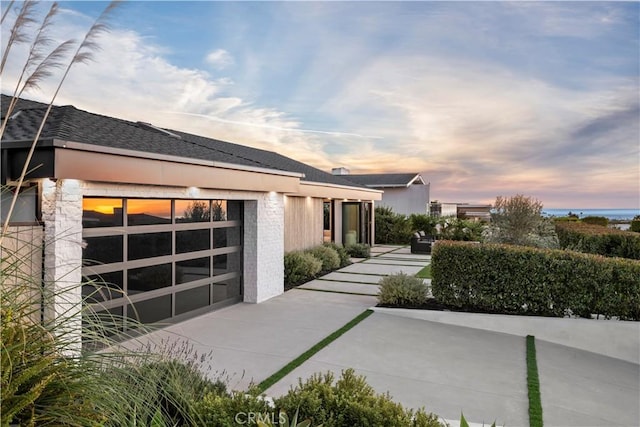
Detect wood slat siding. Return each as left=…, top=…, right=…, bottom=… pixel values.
left=284, top=196, right=323, bottom=252
left=1, top=226, right=44, bottom=323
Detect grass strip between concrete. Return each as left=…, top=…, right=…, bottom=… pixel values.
left=255, top=309, right=374, bottom=394
left=526, top=335, right=544, bottom=427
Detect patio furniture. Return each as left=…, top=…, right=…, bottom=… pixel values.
left=411, top=231, right=433, bottom=254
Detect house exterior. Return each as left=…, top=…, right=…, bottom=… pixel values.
left=335, top=169, right=430, bottom=216
left=429, top=201, right=491, bottom=221
left=0, top=95, right=381, bottom=341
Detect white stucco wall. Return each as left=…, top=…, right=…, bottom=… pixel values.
left=378, top=184, right=429, bottom=216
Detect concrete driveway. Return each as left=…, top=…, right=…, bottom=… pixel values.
left=126, top=245, right=640, bottom=427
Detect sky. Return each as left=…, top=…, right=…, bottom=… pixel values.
left=2, top=1, right=639, bottom=208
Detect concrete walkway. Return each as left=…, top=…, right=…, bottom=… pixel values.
left=124, top=245, right=640, bottom=427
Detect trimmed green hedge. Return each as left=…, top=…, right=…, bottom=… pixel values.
left=555, top=221, right=640, bottom=260
left=431, top=241, right=640, bottom=320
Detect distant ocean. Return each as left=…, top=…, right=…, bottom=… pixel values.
left=542, top=209, right=639, bottom=221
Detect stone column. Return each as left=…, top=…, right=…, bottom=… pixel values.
left=41, top=179, right=83, bottom=353
left=243, top=192, right=284, bottom=303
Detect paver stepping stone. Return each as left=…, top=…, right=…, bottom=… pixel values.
left=320, top=272, right=382, bottom=284
left=387, top=247, right=413, bottom=254
left=363, top=258, right=428, bottom=267
left=340, top=262, right=423, bottom=276
left=376, top=253, right=431, bottom=262
left=299, top=280, right=379, bottom=296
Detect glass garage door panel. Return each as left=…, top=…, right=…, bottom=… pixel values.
left=175, top=285, right=210, bottom=315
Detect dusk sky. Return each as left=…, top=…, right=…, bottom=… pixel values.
left=2, top=1, right=639, bottom=208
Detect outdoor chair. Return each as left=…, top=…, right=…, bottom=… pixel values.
left=411, top=231, right=433, bottom=254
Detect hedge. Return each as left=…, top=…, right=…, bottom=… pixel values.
left=431, top=241, right=640, bottom=320
left=555, top=221, right=640, bottom=260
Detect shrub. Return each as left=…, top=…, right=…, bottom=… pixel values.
left=409, top=214, right=438, bottom=236
left=431, top=241, right=640, bottom=320
left=273, top=369, right=443, bottom=427
left=438, top=217, right=485, bottom=242
left=377, top=273, right=428, bottom=307
left=631, top=216, right=640, bottom=233
left=323, top=242, right=351, bottom=268
left=485, top=194, right=553, bottom=246
left=345, top=243, right=370, bottom=258
left=581, top=216, right=609, bottom=227
left=555, top=221, right=640, bottom=260
left=306, top=245, right=341, bottom=272
left=116, top=358, right=224, bottom=426
left=375, top=206, right=413, bottom=244
left=194, top=390, right=272, bottom=426
left=284, top=251, right=322, bottom=287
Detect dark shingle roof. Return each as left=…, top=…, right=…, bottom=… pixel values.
left=0, top=95, right=367, bottom=189
left=346, top=173, right=422, bottom=188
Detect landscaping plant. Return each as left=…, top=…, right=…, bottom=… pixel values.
left=431, top=240, right=640, bottom=320
left=284, top=251, right=322, bottom=287
left=375, top=206, right=413, bottom=244
left=377, top=272, right=428, bottom=307
left=273, top=369, right=444, bottom=427
left=555, top=221, right=640, bottom=260
left=483, top=194, right=558, bottom=248
left=323, top=242, right=351, bottom=268
left=344, top=243, right=370, bottom=258
left=305, top=245, right=340, bottom=273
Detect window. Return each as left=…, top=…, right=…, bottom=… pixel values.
left=83, top=198, right=123, bottom=228
left=128, top=232, right=171, bottom=260
left=127, top=199, right=171, bottom=225
left=0, top=185, right=39, bottom=224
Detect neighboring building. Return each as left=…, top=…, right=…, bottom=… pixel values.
left=334, top=169, right=430, bottom=216
left=429, top=201, right=491, bottom=221
left=0, top=95, right=381, bottom=339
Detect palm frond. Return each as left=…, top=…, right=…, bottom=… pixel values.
left=0, top=0, right=39, bottom=74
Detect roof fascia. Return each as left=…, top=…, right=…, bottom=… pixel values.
left=290, top=180, right=383, bottom=201
left=406, top=174, right=426, bottom=186
left=51, top=139, right=305, bottom=178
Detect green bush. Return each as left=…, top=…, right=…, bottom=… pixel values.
left=377, top=273, right=428, bottom=307
left=431, top=241, right=640, bottom=320
left=193, top=390, right=272, bottom=426
left=117, top=359, right=224, bottom=426
left=273, top=369, right=443, bottom=427
left=345, top=243, right=371, bottom=258
left=375, top=206, right=413, bottom=244
left=581, top=216, right=609, bottom=227
left=323, top=242, right=352, bottom=268
left=439, top=217, right=485, bottom=242
left=630, top=216, right=640, bottom=233
left=284, top=251, right=323, bottom=287
left=306, top=245, right=341, bottom=272
left=409, top=214, right=438, bottom=236
left=555, top=221, right=640, bottom=260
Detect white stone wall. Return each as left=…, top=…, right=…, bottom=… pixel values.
left=243, top=192, right=285, bottom=303
left=80, top=181, right=285, bottom=304
left=41, top=178, right=84, bottom=354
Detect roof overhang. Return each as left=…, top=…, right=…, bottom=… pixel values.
left=2, top=139, right=302, bottom=193
left=289, top=180, right=383, bottom=201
